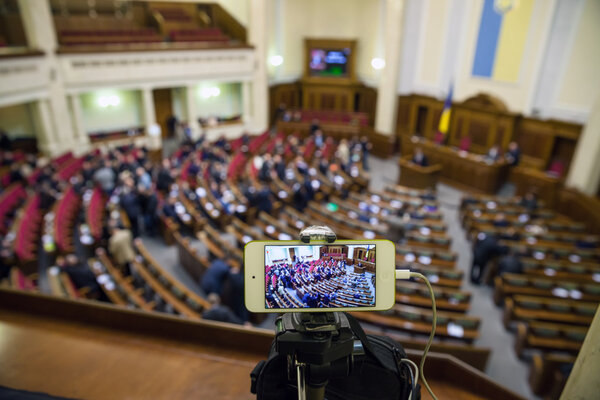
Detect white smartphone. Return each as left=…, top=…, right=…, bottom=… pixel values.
left=244, top=240, right=396, bottom=312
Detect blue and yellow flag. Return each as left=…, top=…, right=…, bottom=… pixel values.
left=472, top=0, right=534, bottom=82
left=438, top=84, right=453, bottom=136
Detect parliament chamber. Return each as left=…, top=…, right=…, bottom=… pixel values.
left=1, top=0, right=599, bottom=399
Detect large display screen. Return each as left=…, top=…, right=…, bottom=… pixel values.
left=308, top=48, right=350, bottom=77
left=264, top=244, right=376, bottom=309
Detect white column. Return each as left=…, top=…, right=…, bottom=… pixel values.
left=242, top=81, right=252, bottom=125
left=248, top=0, right=269, bottom=133
left=374, top=0, right=405, bottom=135
left=185, top=85, right=202, bottom=140
left=141, top=87, right=162, bottom=151
left=69, top=94, right=91, bottom=155
left=141, top=87, right=156, bottom=128
left=19, top=0, right=78, bottom=155
left=565, top=93, right=600, bottom=195
left=560, top=307, right=600, bottom=400
left=34, top=99, right=61, bottom=157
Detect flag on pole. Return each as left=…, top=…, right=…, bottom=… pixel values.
left=438, top=83, right=453, bottom=136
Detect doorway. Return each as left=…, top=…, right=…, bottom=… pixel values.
left=153, top=88, right=173, bottom=139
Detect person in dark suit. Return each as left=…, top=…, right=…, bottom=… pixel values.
left=162, top=195, right=178, bottom=219
left=520, top=191, right=538, bottom=212
left=259, top=154, right=272, bottom=182
left=256, top=185, right=273, bottom=214
left=201, top=257, right=232, bottom=296
left=309, top=119, right=320, bottom=135
left=505, top=142, right=521, bottom=166
left=412, top=148, right=429, bottom=167
left=61, top=255, right=104, bottom=300
left=202, top=293, right=244, bottom=325
left=227, top=266, right=248, bottom=322
left=119, top=180, right=141, bottom=238
left=497, top=250, right=523, bottom=276
left=273, top=154, right=286, bottom=181
left=470, top=233, right=502, bottom=284
left=156, top=159, right=174, bottom=192
left=0, top=130, right=10, bottom=151
left=492, top=213, right=510, bottom=228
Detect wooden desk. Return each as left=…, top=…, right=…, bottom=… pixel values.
left=511, top=167, right=562, bottom=208
left=398, top=154, right=442, bottom=189
left=0, top=288, right=525, bottom=400
left=401, top=135, right=509, bottom=194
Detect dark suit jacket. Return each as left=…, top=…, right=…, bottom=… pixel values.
left=412, top=154, right=429, bottom=167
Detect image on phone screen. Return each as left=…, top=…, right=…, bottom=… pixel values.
left=264, top=244, right=376, bottom=309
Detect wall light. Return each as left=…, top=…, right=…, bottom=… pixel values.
left=269, top=55, right=284, bottom=67
left=371, top=57, right=386, bottom=70
left=98, top=94, right=120, bottom=108
left=200, top=87, right=221, bottom=99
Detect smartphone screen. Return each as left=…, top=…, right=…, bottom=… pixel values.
left=264, top=243, right=376, bottom=309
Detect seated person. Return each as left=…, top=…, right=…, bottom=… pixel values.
left=547, top=159, right=565, bottom=178
left=520, top=191, right=538, bottom=212
left=411, top=148, right=429, bottom=167
left=575, top=236, right=599, bottom=249
left=201, top=256, right=232, bottom=296
left=505, top=141, right=521, bottom=166
left=202, top=293, right=244, bottom=325
left=459, top=136, right=471, bottom=152
left=486, top=145, right=502, bottom=162
left=492, top=213, right=510, bottom=227
left=162, top=195, right=178, bottom=219
left=497, top=249, right=523, bottom=276
left=59, top=254, right=103, bottom=299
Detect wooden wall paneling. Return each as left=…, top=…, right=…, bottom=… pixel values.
left=153, top=88, right=173, bottom=139
left=268, top=82, right=301, bottom=124
left=429, top=107, right=443, bottom=140
left=396, top=95, right=412, bottom=134
left=355, top=84, right=377, bottom=125
left=515, top=118, right=559, bottom=170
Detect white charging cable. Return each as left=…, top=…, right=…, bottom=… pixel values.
left=396, top=269, right=438, bottom=400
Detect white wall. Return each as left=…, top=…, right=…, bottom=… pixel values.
left=269, top=0, right=382, bottom=84
left=554, top=0, right=600, bottom=120
left=191, top=82, right=242, bottom=119
left=397, top=0, right=599, bottom=121
left=0, top=103, right=37, bottom=138
left=80, top=89, right=143, bottom=133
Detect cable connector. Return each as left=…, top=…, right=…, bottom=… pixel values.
left=395, top=269, right=411, bottom=280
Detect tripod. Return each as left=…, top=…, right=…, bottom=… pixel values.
left=275, top=312, right=364, bottom=400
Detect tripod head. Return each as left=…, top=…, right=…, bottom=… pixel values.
left=275, top=312, right=363, bottom=400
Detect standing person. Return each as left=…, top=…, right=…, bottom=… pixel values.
left=470, top=233, right=501, bottom=284
left=314, top=129, right=325, bottom=149
left=166, top=115, right=178, bottom=138
left=156, top=159, right=174, bottom=192
left=227, top=266, right=248, bottom=322
left=412, top=147, right=429, bottom=167
left=94, top=160, right=116, bottom=194
left=119, top=179, right=141, bottom=238
left=108, top=222, right=136, bottom=276
left=360, top=136, right=372, bottom=171
left=505, top=142, right=521, bottom=166
left=336, top=139, right=350, bottom=167
left=0, top=129, right=10, bottom=150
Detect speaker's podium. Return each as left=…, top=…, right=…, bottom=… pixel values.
left=398, top=155, right=442, bottom=190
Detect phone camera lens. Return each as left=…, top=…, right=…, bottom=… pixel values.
left=252, top=275, right=256, bottom=279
